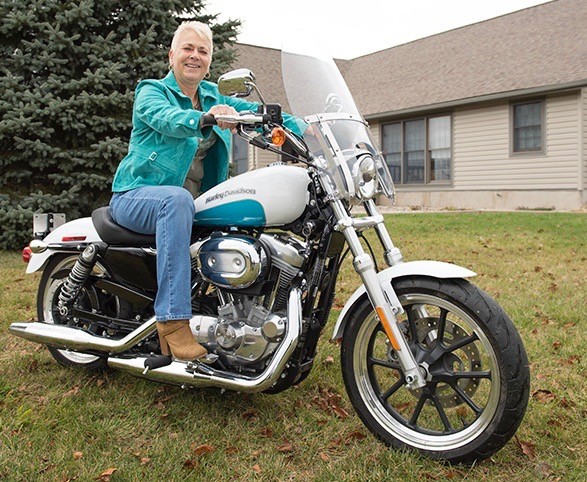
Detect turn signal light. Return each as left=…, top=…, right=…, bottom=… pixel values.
left=271, top=127, right=286, bottom=146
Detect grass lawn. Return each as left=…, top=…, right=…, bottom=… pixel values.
left=0, top=211, right=585, bottom=481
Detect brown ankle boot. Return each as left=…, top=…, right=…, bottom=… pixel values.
left=156, top=320, right=207, bottom=361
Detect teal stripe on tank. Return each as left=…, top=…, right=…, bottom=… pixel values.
left=193, top=199, right=266, bottom=227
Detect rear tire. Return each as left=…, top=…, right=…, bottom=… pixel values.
left=37, top=254, right=110, bottom=370
left=341, top=276, right=529, bottom=463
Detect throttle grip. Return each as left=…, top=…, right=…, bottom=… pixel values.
left=200, top=113, right=217, bottom=127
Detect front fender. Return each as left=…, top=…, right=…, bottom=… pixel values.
left=26, top=217, right=102, bottom=274
left=332, top=261, right=476, bottom=340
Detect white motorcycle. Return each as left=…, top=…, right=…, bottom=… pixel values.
left=10, top=42, right=529, bottom=463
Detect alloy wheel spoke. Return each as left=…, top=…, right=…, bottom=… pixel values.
left=446, top=332, right=479, bottom=353
left=436, top=308, right=448, bottom=344
left=369, top=357, right=400, bottom=370
left=409, top=393, right=429, bottom=426
left=452, top=383, right=482, bottom=415
left=381, top=377, right=404, bottom=401
left=431, top=394, right=453, bottom=432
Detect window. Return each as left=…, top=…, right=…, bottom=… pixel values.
left=512, top=100, right=543, bottom=153
left=381, top=115, right=452, bottom=185
left=231, top=134, right=249, bottom=175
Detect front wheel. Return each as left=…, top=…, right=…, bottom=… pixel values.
left=341, top=276, right=529, bottom=463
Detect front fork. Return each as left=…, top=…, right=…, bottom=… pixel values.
left=332, top=199, right=427, bottom=389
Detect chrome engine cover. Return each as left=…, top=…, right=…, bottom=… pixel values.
left=191, top=304, right=286, bottom=365
left=190, top=234, right=268, bottom=289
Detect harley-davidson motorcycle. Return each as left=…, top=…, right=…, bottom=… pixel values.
left=10, top=41, right=529, bottom=463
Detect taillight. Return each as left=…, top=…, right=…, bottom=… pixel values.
left=22, top=246, right=32, bottom=263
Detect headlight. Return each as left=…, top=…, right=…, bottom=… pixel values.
left=352, top=154, right=378, bottom=200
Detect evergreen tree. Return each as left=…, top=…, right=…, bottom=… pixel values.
left=0, top=0, right=240, bottom=249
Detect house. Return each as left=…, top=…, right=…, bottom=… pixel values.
left=229, top=0, right=587, bottom=210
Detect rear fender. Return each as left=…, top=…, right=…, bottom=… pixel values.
left=26, top=217, right=102, bottom=274
left=332, top=261, right=476, bottom=340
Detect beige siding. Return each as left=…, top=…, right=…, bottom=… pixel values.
left=454, top=94, right=580, bottom=190
left=248, top=144, right=280, bottom=171
left=369, top=121, right=381, bottom=146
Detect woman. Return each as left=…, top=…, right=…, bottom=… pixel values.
left=110, top=21, right=305, bottom=361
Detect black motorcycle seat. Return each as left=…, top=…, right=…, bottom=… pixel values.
left=91, top=207, right=156, bottom=246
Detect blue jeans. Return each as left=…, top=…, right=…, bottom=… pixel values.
left=109, top=186, right=196, bottom=322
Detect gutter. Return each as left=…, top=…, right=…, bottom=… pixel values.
left=364, top=79, right=587, bottom=121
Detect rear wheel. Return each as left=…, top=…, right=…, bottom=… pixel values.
left=341, top=276, right=529, bottom=463
left=37, top=254, right=113, bottom=370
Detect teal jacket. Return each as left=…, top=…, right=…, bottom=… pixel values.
left=112, top=71, right=305, bottom=193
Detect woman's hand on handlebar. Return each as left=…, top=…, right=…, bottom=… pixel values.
left=207, top=104, right=238, bottom=133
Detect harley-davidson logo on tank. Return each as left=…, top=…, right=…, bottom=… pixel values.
left=193, top=165, right=311, bottom=227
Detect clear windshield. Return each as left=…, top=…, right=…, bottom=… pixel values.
left=281, top=39, right=394, bottom=203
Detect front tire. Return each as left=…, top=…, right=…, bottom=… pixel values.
left=341, top=276, right=529, bottom=463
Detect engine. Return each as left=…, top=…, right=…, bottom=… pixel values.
left=188, top=233, right=307, bottom=366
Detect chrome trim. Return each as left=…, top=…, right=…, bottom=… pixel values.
left=107, top=288, right=302, bottom=393
left=9, top=316, right=157, bottom=354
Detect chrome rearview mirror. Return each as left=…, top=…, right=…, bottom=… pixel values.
left=218, top=69, right=256, bottom=97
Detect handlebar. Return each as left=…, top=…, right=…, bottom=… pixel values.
left=200, top=112, right=269, bottom=128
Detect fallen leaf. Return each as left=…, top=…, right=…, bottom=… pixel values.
left=319, top=452, right=330, bottom=462
left=192, top=444, right=215, bottom=456
left=225, top=446, right=239, bottom=454
left=277, top=441, right=293, bottom=453
left=242, top=408, right=259, bottom=420
left=140, top=457, right=151, bottom=465
left=563, top=322, right=576, bottom=329
left=39, top=463, right=56, bottom=474
left=346, top=431, right=366, bottom=441
left=532, top=389, right=555, bottom=403
left=95, top=467, right=117, bottom=482
left=73, top=451, right=83, bottom=460
left=552, top=340, right=562, bottom=350
left=252, top=449, right=263, bottom=457
left=548, top=283, right=558, bottom=292
left=62, top=386, right=80, bottom=398
left=562, top=355, right=581, bottom=365
left=516, top=437, right=536, bottom=460
left=559, top=397, right=576, bottom=409
left=332, top=406, right=349, bottom=419
left=324, top=356, right=335, bottom=365
left=252, top=464, right=262, bottom=474
left=260, top=427, right=273, bottom=438
left=183, top=459, right=198, bottom=470
left=534, top=266, right=543, bottom=272
left=534, top=461, right=553, bottom=478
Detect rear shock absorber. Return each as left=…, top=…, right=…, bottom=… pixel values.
left=57, top=243, right=102, bottom=317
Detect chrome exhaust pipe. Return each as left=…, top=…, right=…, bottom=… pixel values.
left=9, top=317, right=157, bottom=354
left=108, top=288, right=302, bottom=393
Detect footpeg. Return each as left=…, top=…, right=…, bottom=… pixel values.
left=143, top=354, right=172, bottom=374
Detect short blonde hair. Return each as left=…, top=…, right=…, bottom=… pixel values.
left=171, top=21, right=213, bottom=55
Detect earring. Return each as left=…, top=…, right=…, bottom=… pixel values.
left=205, top=72, right=211, bottom=79
left=169, top=65, right=173, bottom=71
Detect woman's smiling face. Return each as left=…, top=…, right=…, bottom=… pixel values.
left=169, top=29, right=212, bottom=88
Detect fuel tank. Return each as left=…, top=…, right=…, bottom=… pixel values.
left=193, top=165, right=310, bottom=227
